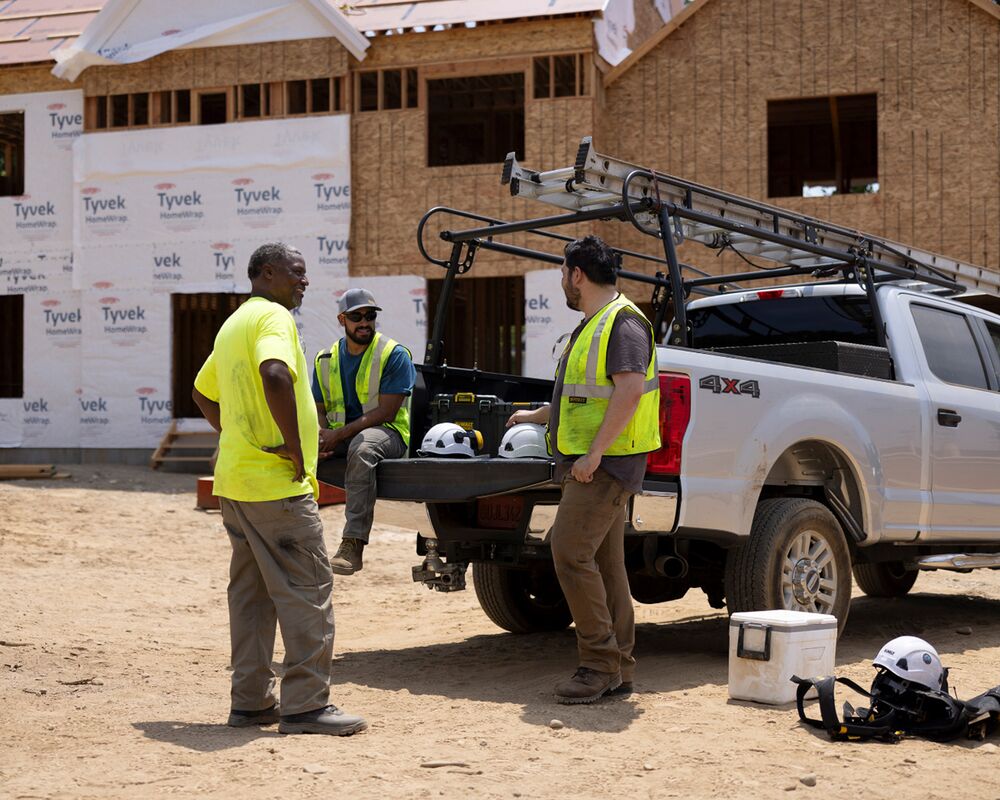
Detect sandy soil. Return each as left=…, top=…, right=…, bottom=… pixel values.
left=2, top=465, right=999, bottom=800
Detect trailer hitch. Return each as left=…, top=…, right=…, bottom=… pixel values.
left=411, top=538, right=468, bottom=592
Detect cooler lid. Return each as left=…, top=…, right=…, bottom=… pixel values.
left=730, top=609, right=837, bottom=631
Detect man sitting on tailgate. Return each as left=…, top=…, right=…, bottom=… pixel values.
left=312, top=288, right=416, bottom=576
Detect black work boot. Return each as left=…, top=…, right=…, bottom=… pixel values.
left=330, top=538, right=364, bottom=575
left=227, top=704, right=280, bottom=728
left=278, top=705, right=368, bottom=736
left=554, top=667, right=622, bottom=705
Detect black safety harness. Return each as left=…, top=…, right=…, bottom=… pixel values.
left=791, top=670, right=1000, bottom=743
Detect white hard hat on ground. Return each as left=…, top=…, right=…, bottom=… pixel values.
left=873, top=635, right=945, bottom=691
left=417, top=422, right=483, bottom=457
left=499, top=423, right=550, bottom=459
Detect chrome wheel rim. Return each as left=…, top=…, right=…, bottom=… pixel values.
left=782, top=529, right=837, bottom=614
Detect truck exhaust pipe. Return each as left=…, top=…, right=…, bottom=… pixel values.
left=654, top=554, right=689, bottom=579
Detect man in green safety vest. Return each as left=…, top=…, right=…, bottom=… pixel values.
left=312, top=288, right=416, bottom=576
left=507, top=235, right=661, bottom=704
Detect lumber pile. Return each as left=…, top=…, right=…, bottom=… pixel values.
left=0, top=464, right=69, bottom=480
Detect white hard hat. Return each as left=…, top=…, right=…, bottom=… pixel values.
left=873, top=636, right=945, bottom=691
left=498, top=423, right=550, bottom=459
left=417, top=422, right=483, bottom=458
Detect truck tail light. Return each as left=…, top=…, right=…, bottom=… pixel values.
left=646, top=372, right=691, bottom=476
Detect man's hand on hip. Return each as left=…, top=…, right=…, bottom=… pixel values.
left=262, top=442, right=306, bottom=483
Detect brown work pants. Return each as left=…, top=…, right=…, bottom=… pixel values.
left=220, top=495, right=334, bottom=716
left=550, top=469, right=636, bottom=681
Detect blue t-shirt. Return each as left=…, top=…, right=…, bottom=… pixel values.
left=311, top=339, right=416, bottom=423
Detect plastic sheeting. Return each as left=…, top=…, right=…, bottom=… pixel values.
left=523, top=269, right=583, bottom=380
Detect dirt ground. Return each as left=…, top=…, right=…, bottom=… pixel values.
left=2, top=465, right=999, bottom=800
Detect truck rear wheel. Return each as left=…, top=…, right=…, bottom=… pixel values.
left=472, top=563, right=572, bottom=634
left=852, top=561, right=917, bottom=597
left=725, top=498, right=852, bottom=634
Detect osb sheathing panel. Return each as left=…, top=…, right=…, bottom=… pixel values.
left=599, top=0, right=1000, bottom=283
left=0, top=65, right=72, bottom=94
left=81, top=39, right=349, bottom=95
left=358, top=18, right=593, bottom=69
left=349, top=93, right=596, bottom=278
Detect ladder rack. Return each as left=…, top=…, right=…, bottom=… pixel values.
left=503, top=137, right=1000, bottom=299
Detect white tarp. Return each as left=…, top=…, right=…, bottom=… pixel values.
left=73, top=115, right=352, bottom=294
left=523, top=269, right=582, bottom=380
left=52, top=0, right=369, bottom=81
left=595, top=0, right=689, bottom=65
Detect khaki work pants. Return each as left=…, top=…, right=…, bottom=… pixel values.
left=220, top=495, right=334, bottom=716
left=550, top=469, right=636, bottom=681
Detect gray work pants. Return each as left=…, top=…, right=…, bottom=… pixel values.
left=342, top=426, right=407, bottom=543
left=220, top=495, right=334, bottom=716
left=550, top=469, right=636, bottom=682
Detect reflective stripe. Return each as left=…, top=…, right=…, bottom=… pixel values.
left=319, top=353, right=331, bottom=405
left=563, top=374, right=659, bottom=400
left=328, top=410, right=345, bottom=425
left=585, top=303, right=618, bottom=386
left=362, top=335, right=389, bottom=412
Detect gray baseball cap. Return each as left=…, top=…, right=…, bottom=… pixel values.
left=338, top=287, right=382, bottom=314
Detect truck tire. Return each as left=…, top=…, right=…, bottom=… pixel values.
left=852, top=561, right=918, bottom=598
left=472, top=563, right=572, bottom=634
left=725, top=498, right=852, bottom=634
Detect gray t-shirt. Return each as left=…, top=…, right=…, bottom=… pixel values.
left=550, top=306, right=654, bottom=495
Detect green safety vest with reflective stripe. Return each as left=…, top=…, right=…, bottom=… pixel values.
left=556, top=294, right=661, bottom=456
left=315, top=332, right=411, bottom=446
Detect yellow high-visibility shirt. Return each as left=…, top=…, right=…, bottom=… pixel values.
left=194, top=297, right=318, bottom=502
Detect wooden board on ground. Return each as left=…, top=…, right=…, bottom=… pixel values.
left=0, top=464, right=57, bottom=480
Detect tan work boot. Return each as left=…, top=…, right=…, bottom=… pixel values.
left=554, top=667, right=622, bottom=704
left=330, top=538, right=364, bottom=575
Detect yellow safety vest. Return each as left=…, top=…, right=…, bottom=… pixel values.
left=556, top=294, right=661, bottom=456
left=315, top=332, right=411, bottom=446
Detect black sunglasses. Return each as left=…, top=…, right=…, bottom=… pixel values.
left=344, top=309, right=378, bottom=323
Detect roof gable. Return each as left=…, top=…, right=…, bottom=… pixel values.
left=51, top=0, right=369, bottom=80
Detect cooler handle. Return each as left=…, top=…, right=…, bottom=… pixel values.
left=736, top=622, right=772, bottom=661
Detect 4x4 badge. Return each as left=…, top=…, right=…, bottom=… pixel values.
left=699, top=375, right=761, bottom=398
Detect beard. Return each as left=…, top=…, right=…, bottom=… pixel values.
left=346, top=325, right=374, bottom=346
left=563, top=283, right=581, bottom=311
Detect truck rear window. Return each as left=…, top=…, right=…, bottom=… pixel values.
left=688, top=296, right=878, bottom=348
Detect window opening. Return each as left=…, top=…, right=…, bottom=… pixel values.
left=198, top=92, right=227, bottom=125
left=131, top=92, right=149, bottom=126
left=533, top=54, right=588, bottom=99
left=0, top=111, right=25, bottom=197
left=156, top=91, right=172, bottom=124
left=110, top=94, right=128, bottom=127
left=240, top=84, right=262, bottom=118
left=311, top=78, right=331, bottom=113
left=0, top=295, right=23, bottom=398
left=359, top=71, right=378, bottom=112
left=768, top=94, right=878, bottom=198
left=287, top=80, right=307, bottom=115
left=427, top=73, right=524, bottom=167
left=176, top=90, right=191, bottom=123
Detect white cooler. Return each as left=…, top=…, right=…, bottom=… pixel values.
left=728, top=610, right=838, bottom=704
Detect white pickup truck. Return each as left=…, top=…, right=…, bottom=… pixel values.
left=318, top=141, right=1000, bottom=636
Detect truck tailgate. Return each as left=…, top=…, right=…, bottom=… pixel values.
left=316, top=457, right=554, bottom=502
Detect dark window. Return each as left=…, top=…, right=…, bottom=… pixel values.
left=359, top=71, right=378, bottom=112
left=131, top=92, right=149, bottom=126
left=768, top=94, right=878, bottom=198
left=382, top=69, right=402, bottom=110
left=406, top=69, right=418, bottom=108
left=287, top=80, right=307, bottom=114
left=157, top=91, right=172, bottom=124
left=911, top=305, right=989, bottom=390
left=110, top=94, right=129, bottom=127
left=241, top=84, right=262, bottom=118
left=533, top=56, right=551, bottom=99
left=427, top=73, right=524, bottom=167
left=0, top=111, right=25, bottom=197
left=0, top=295, right=23, bottom=398
left=426, top=276, right=524, bottom=374
left=553, top=54, right=576, bottom=97
left=176, top=90, right=191, bottom=123
left=310, top=78, right=330, bottom=113
left=171, top=293, right=248, bottom=417
left=198, top=92, right=227, bottom=125
left=988, top=324, right=1000, bottom=365
left=95, top=97, right=108, bottom=129
left=688, top=296, right=878, bottom=348
left=334, top=76, right=344, bottom=111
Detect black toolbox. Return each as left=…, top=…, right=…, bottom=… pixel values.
left=429, top=393, right=548, bottom=456
left=712, top=340, right=892, bottom=380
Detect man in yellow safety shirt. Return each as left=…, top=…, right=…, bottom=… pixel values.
left=312, top=288, right=416, bottom=576
left=507, top=235, right=660, bottom=704
left=192, top=242, right=367, bottom=736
